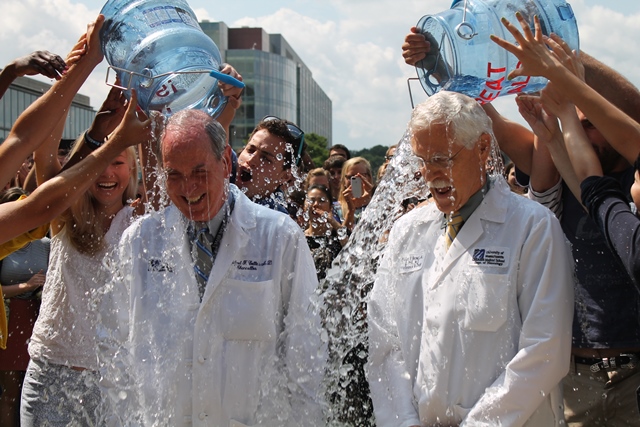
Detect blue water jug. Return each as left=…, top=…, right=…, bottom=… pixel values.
left=100, top=0, right=243, bottom=116
left=415, top=0, right=579, bottom=104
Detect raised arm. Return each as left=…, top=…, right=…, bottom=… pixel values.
left=0, top=50, right=67, bottom=100
left=215, top=63, right=243, bottom=144
left=0, top=89, right=151, bottom=245
left=0, top=15, right=105, bottom=189
left=492, top=13, right=640, bottom=166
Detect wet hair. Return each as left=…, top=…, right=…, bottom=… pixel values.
left=323, top=155, right=346, bottom=171
left=330, top=144, right=351, bottom=159
left=307, top=184, right=334, bottom=205
left=164, top=109, right=226, bottom=160
left=63, top=134, right=139, bottom=255
left=338, top=157, right=372, bottom=217
left=409, top=91, right=494, bottom=150
left=248, top=118, right=305, bottom=169
left=0, top=187, right=27, bottom=204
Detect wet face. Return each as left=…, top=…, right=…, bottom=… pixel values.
left=577, top=109, right=626, bottom=173
left=90, top=152, right=132, bottom=212
left=305, top=187, right=332, bottom=222
left=412, top=123, right=490, bottom=214
left=236, top=129, right=290, bottom=199
left=632, top=170, right=640, bottom=213
left=162, top=129, right=231, bottom=222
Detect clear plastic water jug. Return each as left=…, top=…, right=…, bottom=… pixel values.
left=100, top=0, right=241, bottom=116
left=415, top=0, right=579, bottom=104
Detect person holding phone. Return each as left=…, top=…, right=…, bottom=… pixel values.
left=337, top=157, right=373, bottom=231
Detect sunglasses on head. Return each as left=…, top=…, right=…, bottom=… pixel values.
left=261, top=115, right=305, bottom=166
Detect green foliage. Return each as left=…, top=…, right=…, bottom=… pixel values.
left=352, top=145, right=390, bottom=180
left=305, top=133, right=330, bottom=168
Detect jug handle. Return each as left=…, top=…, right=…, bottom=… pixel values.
left=209, top=70, right=245, bottom=89
left=455, top=0, right=477, bottom=40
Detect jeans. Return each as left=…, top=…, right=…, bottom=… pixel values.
left=20, top=359, right=101, bottom=427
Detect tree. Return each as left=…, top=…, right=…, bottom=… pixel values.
left=305, top=133, right=329, bottom=168
left=352, top=145, right=390, bottom=180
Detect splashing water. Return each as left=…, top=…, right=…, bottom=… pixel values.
left=319, top=123, right=504, bottom=425
left=319, top=130, right=428, bottom=426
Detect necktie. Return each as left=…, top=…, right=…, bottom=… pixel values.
left=192, top=224, right=214, bottom=301
left=445, top=212, right=464, bottom=250
left=189, top=193, right=236, bottom=302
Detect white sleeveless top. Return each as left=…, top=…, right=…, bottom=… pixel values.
left=28, top=206, right=133, bottom=370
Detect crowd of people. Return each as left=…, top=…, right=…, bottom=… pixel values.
left=0, top=10, right=639, bottom=427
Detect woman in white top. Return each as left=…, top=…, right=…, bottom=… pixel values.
left=19, top=75, right=152, bottom=426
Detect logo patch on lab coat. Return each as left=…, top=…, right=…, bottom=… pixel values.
left=470, top=247, right=509, bottom=268
left=148, top=258, right=174, bottom=273
left=398, top=254, right=425, bottom=273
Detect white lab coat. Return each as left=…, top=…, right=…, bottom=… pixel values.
left=368, top=177, right=574, bottom=427
left=99, top=186, right=325, bottom=427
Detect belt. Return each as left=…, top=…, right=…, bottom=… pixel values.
left=574, top=353, right=639, bottom=373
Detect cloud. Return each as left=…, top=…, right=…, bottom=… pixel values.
left=2, top=0, right=640, bottom=151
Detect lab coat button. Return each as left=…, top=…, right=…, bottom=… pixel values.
left=199, top=412, right=206, bottom=420
left=198, top=355, right=206, bottom=364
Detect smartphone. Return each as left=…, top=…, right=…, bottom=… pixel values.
left=351, top=176, right=363, bottom=198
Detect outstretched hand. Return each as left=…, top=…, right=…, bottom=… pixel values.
left=108, top=89, right=152, bottom=151
left=218, top=63, right=243, bottom=109
left=490, top=13, right=565, bottom=80
left=516, top=94, right=560, bottom=145
left=10, top=51, right=67, bottom=80
left=88, top=82, right=128, bottom=142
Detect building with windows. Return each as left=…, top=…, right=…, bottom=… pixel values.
left=0, top=75, right=95, bottom=144
left=200, top=21, right=332, bottom=150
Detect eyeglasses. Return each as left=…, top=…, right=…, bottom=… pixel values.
left=261, top=115, right=305, bottom=166
left=416, top=145, right=465, bottom=170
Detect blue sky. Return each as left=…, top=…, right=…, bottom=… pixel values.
left=1, top=0, right=639, bottom=150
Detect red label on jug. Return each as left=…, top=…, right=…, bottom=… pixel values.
left=476, top=63, right=507, bottom=104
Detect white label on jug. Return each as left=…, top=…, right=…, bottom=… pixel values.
left=176, top=8, right=199, bottom=29
left=144, top=6, right=182, bottom=28
left=165, top=7, right=180, bottom=22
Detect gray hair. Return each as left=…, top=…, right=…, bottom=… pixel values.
left=409, top=91, right=493, bottom=149
left=164, top=109, right=227, bottom=159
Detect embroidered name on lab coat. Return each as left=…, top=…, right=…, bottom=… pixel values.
left=398, top=254, right=425, bottom=273
left=232, top=259, right=273, bottom=271
left=470, top=247, right=510, bottom=268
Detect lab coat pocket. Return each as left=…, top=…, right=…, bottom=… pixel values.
left=458, top=273, right=509, bottom=332
left=220, top=279, right=277, bottom=341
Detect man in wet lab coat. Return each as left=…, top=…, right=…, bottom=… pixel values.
left=99, top=110, right=325, bottom=427
left=367, top=91, right=575, bottom=427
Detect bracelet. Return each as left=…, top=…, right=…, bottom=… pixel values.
left=84, top=131, right=104, bottom=150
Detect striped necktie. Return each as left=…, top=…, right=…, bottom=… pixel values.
left=445, top=212, right=464, bottom=250
left=192, top=223, right=214, bottom=301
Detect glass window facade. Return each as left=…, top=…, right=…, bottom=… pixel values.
left=212, top=25, right=332, bottom=151
left=0, top=76, right=95, bottom=145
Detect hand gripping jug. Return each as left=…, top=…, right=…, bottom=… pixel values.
left=415, top=0, right=579, bottom=104
left=99, top=0, right=243, bottom=116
